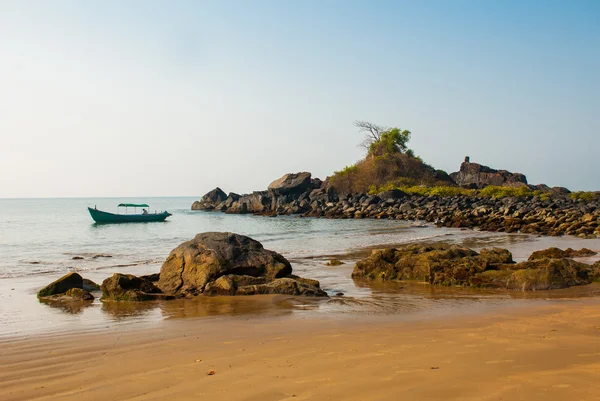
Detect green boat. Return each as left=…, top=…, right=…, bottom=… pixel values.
left=88, top=203, right=171, bottom=223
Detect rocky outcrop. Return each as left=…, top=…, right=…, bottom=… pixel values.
left=352, top=244, right=598, bottom=290
left=191, top=171, right=600, bottom=238
left=268, top=172, right=314, bottom=195
left=450, top=158, right=528, bottom=189
left=38, top=272, right=84, bottom=297
left=192, top=187, right=228, bottom=210
left=157, top=232, right=326, bottom=297
left=101, top=273, right=168, bottom=301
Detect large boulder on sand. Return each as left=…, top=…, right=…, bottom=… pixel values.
left=268, top=172, right=313, bottom=195
left=101, top=273, right=167, bottom=301
left=192, top=187, right=228, bottom=210
left=158, top=232, right=326, bottom=297
left=38, top=272, right=83, bottom=297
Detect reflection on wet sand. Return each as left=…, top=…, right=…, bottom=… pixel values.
left=158, top=295, right=300, bottom=320
left=39, top=298, right=94, bottom=315
left=101, top=300, right=158, bottom=320
left=352, top=278, right=600, bottom=300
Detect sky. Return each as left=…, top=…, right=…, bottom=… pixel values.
left=0, top=0, right=598, bottom=198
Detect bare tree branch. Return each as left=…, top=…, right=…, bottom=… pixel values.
left=354, top=120, right=388, bottom=151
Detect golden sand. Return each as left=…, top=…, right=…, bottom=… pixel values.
left=2, top=299, right=600, bottom=401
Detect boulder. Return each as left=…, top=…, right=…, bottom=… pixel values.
left=236, top=277, right=327, bottom=297
left=192, top=187, right=228, bottom=210
left=101, top=273, right=164, bottom=301
left=38, top=272, right=83, bottom=297
left=377, top=189, right=408, bottom=200
left=268, top=172, right=313, bottom=195
left=65, top=288, right=95, bottom=301
left=449, top=159, right=527, bottom=189
left=158, top=232, right=293, bottom=296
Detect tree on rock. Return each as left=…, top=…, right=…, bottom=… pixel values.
left=354, top=121, right=412, bottom=156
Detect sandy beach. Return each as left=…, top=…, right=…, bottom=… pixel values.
left=2, top=297, right=600, bottom=401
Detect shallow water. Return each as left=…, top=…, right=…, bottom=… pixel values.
left=2, top=197, right=600, bottom=338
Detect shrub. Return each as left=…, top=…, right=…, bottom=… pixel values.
left=569, top=191, right=598, bottom=202
left=478, top=185, right=533, bottom=198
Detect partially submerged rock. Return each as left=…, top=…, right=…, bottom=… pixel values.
left=353, top=244, right=598, bottom=291
left=325, top=259, right=344, bottom=266
left=192, top=187, right=228, bottom=210
left=158, top=232, right=326, bottom=297
left=38, top=272, right=83, bottom=297
left=101, top=273, right=168, bottom=302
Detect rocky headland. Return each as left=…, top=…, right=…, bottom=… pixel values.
left=192, top=163, right=600, bottom=238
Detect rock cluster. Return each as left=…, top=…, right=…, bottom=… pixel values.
left=39, top=232, right=327, bottom=302
left=37, top=272, right=98, bottom=301
left=194, top=174, right=600, bottom=238
left=449, top=159, right=528, bottom=188
left=158, top=232, right=326, bottom=297
left=352, top=244, right=599, bottom=291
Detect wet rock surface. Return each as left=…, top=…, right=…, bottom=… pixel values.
left=352, top=245, right=600, bottom=291
left=158, top=232, right=327, bottom=297
left=37, top=272, right=84, bottom=297
left=100, top=273, right=168, bottom=302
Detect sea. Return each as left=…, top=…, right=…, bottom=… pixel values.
left=2, top=197, right=600, bottom=337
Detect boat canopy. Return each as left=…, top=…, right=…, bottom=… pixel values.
left=118, top=203, right=149, bottom=208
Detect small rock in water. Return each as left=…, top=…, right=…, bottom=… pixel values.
left=72, top=256, right=84, bottom=260
left=93, top=254, right=112, bottom=259
left=335, top=292, right=344, bottom=297
left=207, top=370, right=215, bottom=375
left=325, top=259, right=344, bottom=266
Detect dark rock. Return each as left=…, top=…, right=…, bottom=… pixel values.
left=82, top=278, right=100, bottom=291
left=450, top=159, right=527, bottom=188
left=192, top=187, right=228, bottom=210
left=268, top=172, right=313, bottom=195
left=38, top=272, right=83, bottom=297
left=157, top=232, right=293, bottom=296
left=72, top=256, right=84, bottom=260
left=140, top=273, right=161, bottom=282
left=101, top=273, right=164, bottom=301
left=377, top=189, right=407, bottom=200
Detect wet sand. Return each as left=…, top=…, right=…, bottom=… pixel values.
left=2, top=299, right=600, bottom=401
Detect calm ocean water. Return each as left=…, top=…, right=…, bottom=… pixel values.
left=2, top=197, right=600, bottom=337
left=0, top=197, right=457, bottom=279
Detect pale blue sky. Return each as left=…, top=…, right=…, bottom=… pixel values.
left=0, top=0, right=598, bottom=197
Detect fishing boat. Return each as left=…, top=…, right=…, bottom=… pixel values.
left=88, top=203, right=171, bottom=223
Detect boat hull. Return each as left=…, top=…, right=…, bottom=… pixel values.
left=88, top=207, right=171, bottom=223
